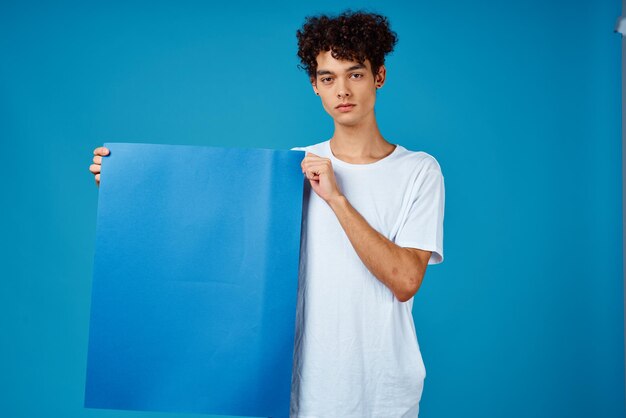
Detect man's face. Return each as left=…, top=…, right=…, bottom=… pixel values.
left=311, top=49, right=386, bottom=127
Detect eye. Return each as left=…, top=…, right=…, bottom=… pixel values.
left=351, top=73, right=364, bottom=79
left=321, top=77, right=333, bottom=83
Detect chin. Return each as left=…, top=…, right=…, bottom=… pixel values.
left=334, top=118, right=361, bottom=127
left=336, top=111, right=361, bottom=122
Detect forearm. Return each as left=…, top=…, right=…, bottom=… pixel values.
left=327, top=195, right=426, bottom=301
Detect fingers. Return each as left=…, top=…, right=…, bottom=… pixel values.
left=93, top=147, right=110, bottom=164
left=91, top=146, right=108, bottom=187
left=302, top=156, right=331, bottom=182
left=94, top=146, right=110, bottom=156
left=303, top=164, right=318, bottom=179
left=302, top=153, right=323, bottom=164
left=301, top=156, right=332, bottom=175
left=89, top=163, right=101, bottom=174
left=305, top=170, right=319, bottom=181
left=304, top=163, right=328, bottom=180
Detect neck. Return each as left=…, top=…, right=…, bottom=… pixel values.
left=329, top=113, right=394, bottom=163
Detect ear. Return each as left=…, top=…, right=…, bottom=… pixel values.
left=375, top=64, right=387, bottom=89
left=310, top=76, right=319, bottom=96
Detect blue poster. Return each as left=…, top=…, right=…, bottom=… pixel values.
left=85, top=143, right=305, bottom=418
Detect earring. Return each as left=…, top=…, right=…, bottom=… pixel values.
left=316, top=92, right=319, bottom=95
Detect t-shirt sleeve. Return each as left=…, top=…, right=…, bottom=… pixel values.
left=394, top=166, right=445, bottom=265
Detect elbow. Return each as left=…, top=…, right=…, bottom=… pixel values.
left=394, top=276, right=423, bottom=303
left=395, top=289, right=417, bottom=303
left=393, top=249, right=429, bottom=302
left=395, top=293, right=412, bottom=303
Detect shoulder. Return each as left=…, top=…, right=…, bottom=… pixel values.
left=395, top=145, right=444, bottom=176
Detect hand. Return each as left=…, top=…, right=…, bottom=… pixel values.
left=301, top=152, right=343, bottom=204
left=89, top=146, right=109, bottom=187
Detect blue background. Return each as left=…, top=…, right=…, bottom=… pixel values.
left=0, top=0, right=623, bottom=417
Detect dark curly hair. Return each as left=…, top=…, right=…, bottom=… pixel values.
left=296, top=9, right=398, bottom=80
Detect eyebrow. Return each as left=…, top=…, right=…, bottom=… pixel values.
left=316, top=63, right=366, bottom=76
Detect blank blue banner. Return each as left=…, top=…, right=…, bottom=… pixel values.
left=85, top=143, right=305, bottom=418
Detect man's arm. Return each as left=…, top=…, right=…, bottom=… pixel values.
left=301, top=152, right=431, bottom=302
left=328, top=195, right=431, bottom=302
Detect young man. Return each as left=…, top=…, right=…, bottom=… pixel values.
left=89, top=10, right=445, bottom=418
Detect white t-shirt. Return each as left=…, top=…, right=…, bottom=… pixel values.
left=289, top=139, right=445, bottom=418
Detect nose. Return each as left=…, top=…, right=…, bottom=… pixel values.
left=336, top=80, right=351, bottom=99
left=338, top=90, right=350, bottom=99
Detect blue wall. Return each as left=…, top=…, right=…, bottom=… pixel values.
left=0, top=0, right=623, bottom=417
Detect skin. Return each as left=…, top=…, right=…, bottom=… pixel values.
left=89, top=147, right=108, bottom=185
left=88, top=49, right=431, bottom=302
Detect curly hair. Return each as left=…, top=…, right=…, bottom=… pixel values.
left=296, top=9, right=398, bottom=79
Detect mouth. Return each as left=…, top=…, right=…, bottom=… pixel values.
left=335, top=103, right=356, bottom=112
